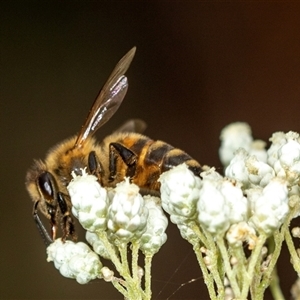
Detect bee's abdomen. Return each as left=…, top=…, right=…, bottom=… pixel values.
left=119, top=135, right=201, bottom=191
left=146, top=141, right=202, bottom=176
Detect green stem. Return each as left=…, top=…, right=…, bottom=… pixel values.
left=285, top=226, right=300, bottom=275
left=97, top=232, right=124, bottom=276
left=240, top=233, right=267, bottom=299
left=97, top=232, right=142, bottom=299
left=269, top=266, right=285, bottom=300
left=193, top=241, right=218, bottom=300
left=119, top=243, right=130, bottom=275
left=131, top=241, right=140, bottom=282
left=232, top=246, right=247, bottom=289
left=217, top=237, right=241, bottom=298
left=144, top=254, right=153, bottom=300
left=111, top=277, right=129, bottom=298
left=192, top=224, right=225, bottom=298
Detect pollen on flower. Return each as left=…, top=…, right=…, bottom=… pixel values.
left=226, top=222, right=257, bottom=250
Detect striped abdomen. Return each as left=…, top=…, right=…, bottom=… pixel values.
left=118, top=134, right=202, bottom=191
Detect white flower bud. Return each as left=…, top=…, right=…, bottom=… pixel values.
left=267, top=132, right=287, bottom=167
left=268, top=132, right=300, bottom=185
left=177, top=222, right=199, bottom=241
left=226, top=149, right=275, bottom=188
left=198, top=170, right=248, bottom=234
left=201, top=166, right=223, bottom=181
left=249, top=139, right=268, bottom=163
left=197, top=178, right=230, bottom=235
left=159, top=163, right=201, bottom=223
left=107, top=178, right=148, bottom=243
left=245, top=155, right=275, bottom=187
left=67, top=169, right=109, bottom=232
left=219, top=122, right=253, bottom=167
left=47, top=239, right=102, bottom=284
left=101, top=267, right=114, bottom=282
left=140, top=196, right=168, bottom=255
left=219, top=179, right=249, bottom=224
left=225, top=148, right=250, bottom=187
left=248, top=178, right=289, bottom=235
left=291, top=227, right=300, bottom=238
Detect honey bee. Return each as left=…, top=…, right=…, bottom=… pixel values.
left=26, top=47, right=202, bottom=245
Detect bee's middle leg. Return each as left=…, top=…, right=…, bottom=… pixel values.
left=88, top=151, right=104, bottom=184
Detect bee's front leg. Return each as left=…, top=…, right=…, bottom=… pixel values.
left=32, top=201, right=54, bottom=246
left=57, top=192, right=76, bottom=242
left=109, top=142, right=137, bottom=182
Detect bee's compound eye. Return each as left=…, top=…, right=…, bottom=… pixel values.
left=38, top=172, right=54, bottom=199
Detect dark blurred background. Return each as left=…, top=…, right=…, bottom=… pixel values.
left=1, top=2, right=300, bottom=299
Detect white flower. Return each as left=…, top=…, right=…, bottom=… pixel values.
left=226, top=149, right=275, bottom=188
left=197, top=169, right=249, bottom=235
left=107, top=178, right=148, bottom=243
left=177, top=222, right=199, bottom=241
left=197, top=177, right=230, bottom=235
left=225, top=148, right=250, bottom=187
left=67, top=169, right=109, bottom=232
left=219, top=179, right=249, bottom=224
left=249, top=140, right=268, bottom=163
left=139, top=196, right=168, bottom=255
left=159, top=163, right=201, bottom=224
left=47, top=239, right=102, bottom=284
left=245, top=155, right=275, bottom=187
left=268, top=132, right=300, bottom=185
left=219, top=122, right=253, bottom=167
left=248, top=178, right=289, bottom=235
left=267, top=132, right=287, bottom=167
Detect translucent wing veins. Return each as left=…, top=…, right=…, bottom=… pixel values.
left=74, top=47, right=136, bottom=148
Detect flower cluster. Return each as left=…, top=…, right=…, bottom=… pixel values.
left=158, top=123, right=300, bottom=299
left=47, top=239, right=102, bottom=284
left=47, top=169, right=168, bottom=299
left=67, top=170, right=168, bottom=253
left=43, top=122, right=300, bottom=300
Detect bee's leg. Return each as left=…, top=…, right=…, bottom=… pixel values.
left=57, top=192, right=76, bottom=242
left=37, top=171, right=59, bottom=241
left=88, top=151, right=104, bottom=185
left=32, top=201, right=53, bottom=246
left=109, top=142, right=137, bottom=181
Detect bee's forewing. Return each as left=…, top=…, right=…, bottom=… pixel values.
left=75, top=47, right=136, bottom=147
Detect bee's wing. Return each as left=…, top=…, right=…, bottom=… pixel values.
left=114, top=119, right=147, bottom=134
left=74, top=47, right=136, bottom=148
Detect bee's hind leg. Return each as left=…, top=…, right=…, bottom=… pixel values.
left=109, top=142, right=137, bottom=182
